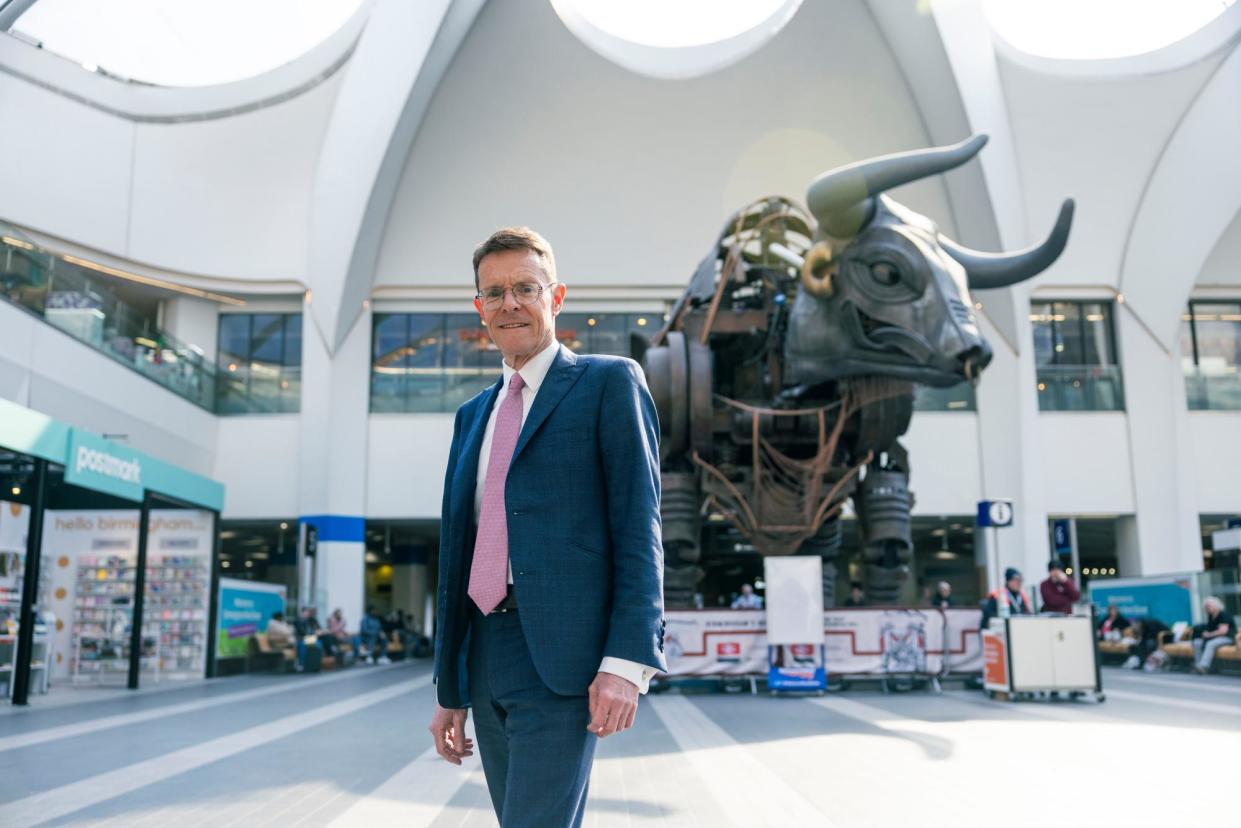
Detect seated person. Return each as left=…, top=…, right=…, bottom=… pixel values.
left=266, top=612, right=295, bottom=649
left=731, top=584, right=764, bottom=610
left=931, top=581, right=953, bottom=610
left=293, top=606, right=326, bottom=669
left=359, top=605, right=388, bottom=665
left=1097, top=605, right=1130, bottom=639
left=1123, top=617, right=1167, bottom=670
left=1192, top=597, right=1237, bottom=674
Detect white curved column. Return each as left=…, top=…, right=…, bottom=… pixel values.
left=306, top=0, right=486, bottom=354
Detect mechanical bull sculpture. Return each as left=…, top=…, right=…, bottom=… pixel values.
left=638, top=134, right=1073, bottom=607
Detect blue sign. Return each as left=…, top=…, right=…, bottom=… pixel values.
left=768, top=645, right=827, bottom=692
left=1088, top=578, right=1195, bottom=626
left=1053, top=520, right=1072, bottom=554
left=977, top=500, right=1014, bottom=528
left=217, top=578, right=287, bottom=658
left=1228, top=518, right=1241, bottom=529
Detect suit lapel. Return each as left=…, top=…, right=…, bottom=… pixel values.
left=512, top=345, right=585, bottom=462
left=451, top=377, right=502, bottom=527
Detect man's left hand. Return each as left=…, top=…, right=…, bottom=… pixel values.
left=587, top=672, right=638, bottom=738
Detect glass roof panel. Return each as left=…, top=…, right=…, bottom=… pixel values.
left=983, top=0, right=1236, bottom=61
left=11, top=0, right=365, bottom=87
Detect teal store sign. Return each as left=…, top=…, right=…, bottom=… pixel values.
left=0, top=398, right=224, bottom=511
left=65, top=429, right=145, bottom=501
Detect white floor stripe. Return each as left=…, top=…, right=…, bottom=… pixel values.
left=0, top=674, right=431, bottom=828
left=647, top=695, right=834, bottom=828
left=326, top=722, right=481, bottom=827
left=1105, top=687, right=1241, bottom=716
left=1104, top=670, right=1241, bottom=697
left=0, top=663, right=410, bottom=753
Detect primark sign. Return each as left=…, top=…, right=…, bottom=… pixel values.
left=65, top=430, right=144, bottom=501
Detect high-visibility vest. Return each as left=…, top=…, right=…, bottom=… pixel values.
left=988, top=588, right=1031, bottom=614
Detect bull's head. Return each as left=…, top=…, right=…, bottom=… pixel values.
left=783, top=134, right=1074, bottom=389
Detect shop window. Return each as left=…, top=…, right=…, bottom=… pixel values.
left=1181, top=301, right=1241, bottom=411
left=216, top=314, right=302, bottom=414
left=1031, top=301, right=1124, bottom=411
left=369, top=312, right=654, bottom=413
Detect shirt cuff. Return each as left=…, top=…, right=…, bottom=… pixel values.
left=599, top=657, right=660, bottom=694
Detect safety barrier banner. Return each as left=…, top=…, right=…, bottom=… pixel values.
left=663, top=607, right=983, bottom=676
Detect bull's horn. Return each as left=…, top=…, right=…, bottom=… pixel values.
left=941, top=199, right=1075, bottom=290
left=807, top=134, right=989, bottom=238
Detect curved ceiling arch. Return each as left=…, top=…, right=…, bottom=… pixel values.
left=1120, top=39, right=1241, bottom=349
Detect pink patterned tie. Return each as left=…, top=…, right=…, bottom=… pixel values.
left=469, top=372, right=526, bottom=614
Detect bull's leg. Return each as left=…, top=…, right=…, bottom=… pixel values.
left=856, top=443, right=914, bottom=605
left=798, top=518, right=843, bottom=607
left=660, top=470, right=704, bottom=608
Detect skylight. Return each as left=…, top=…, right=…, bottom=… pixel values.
left=983, top=0, right=1236, bottom=61
left=10, top=0, right=365, bottom=87
left=551, top=0, right=802, bottom=79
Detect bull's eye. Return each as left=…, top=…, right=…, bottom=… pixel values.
left=870, top=261, right=901, bottom=286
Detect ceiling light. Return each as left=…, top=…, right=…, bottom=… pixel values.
left=10, top=486, right=19, bottom=496
left=280, top=522, right=288, bottom=530
left=61, top=254, right=245, bottom=306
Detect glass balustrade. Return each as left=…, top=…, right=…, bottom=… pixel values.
left=1, top=227, right=218, bottom=411
left=1036, top=365, right=1125, bottom=411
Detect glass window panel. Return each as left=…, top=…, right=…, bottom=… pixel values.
left=282, top=314, right=302, bottom=368
left=1030, top=302, right=1057, bottom=367
left=443, top=314, right=500, bottom=411
left=591, top=313, right=631, bottom=355
left=218, top=315, right=251, bottom=365
left=1079, top=302, right=1114, bottom=365
left=1191, top=302, right=1241, bottom=371
left=250, top=314, right=285, bottom=363
left=556, top=313, right=590, bottom=353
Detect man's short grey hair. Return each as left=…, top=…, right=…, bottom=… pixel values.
left=1204, top=596, right=1224, bottom=612
left=472, top=226, right=557, bottom=290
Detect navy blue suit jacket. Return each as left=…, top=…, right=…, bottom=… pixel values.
left=434, top=345, right=666, bottom=707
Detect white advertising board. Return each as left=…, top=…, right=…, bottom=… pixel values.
left=764, top=556, right=824, bottom=645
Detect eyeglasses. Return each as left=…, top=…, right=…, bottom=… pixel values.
left=475, top=281, right=558, bottom=309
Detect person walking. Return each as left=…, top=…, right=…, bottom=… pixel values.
left=428, top=227, right=665, bottom=827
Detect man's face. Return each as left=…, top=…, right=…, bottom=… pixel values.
left=475, top=249, right=565, bottom=367
left=937, top=583, right=950, bottom=596
left=851, top=588, right=864, bottom=600
left=1008, top=576, right=1023, bottom=592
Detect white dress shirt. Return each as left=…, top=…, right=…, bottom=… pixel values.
left=474, top=339, right=660, bottom=693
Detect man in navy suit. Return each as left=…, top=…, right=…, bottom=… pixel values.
left=428, top=227, right=666, bottom=827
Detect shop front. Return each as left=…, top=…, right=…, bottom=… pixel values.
left=0, top=398, right=224, bottom=704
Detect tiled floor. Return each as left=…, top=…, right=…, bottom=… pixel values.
left=1, top=662, right=1238, bottom=827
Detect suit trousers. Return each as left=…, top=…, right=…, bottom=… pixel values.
left=468, top=608, right=597, bottom=827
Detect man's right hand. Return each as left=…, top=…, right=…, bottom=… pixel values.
left=429, top=703, right=473, bottom=764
